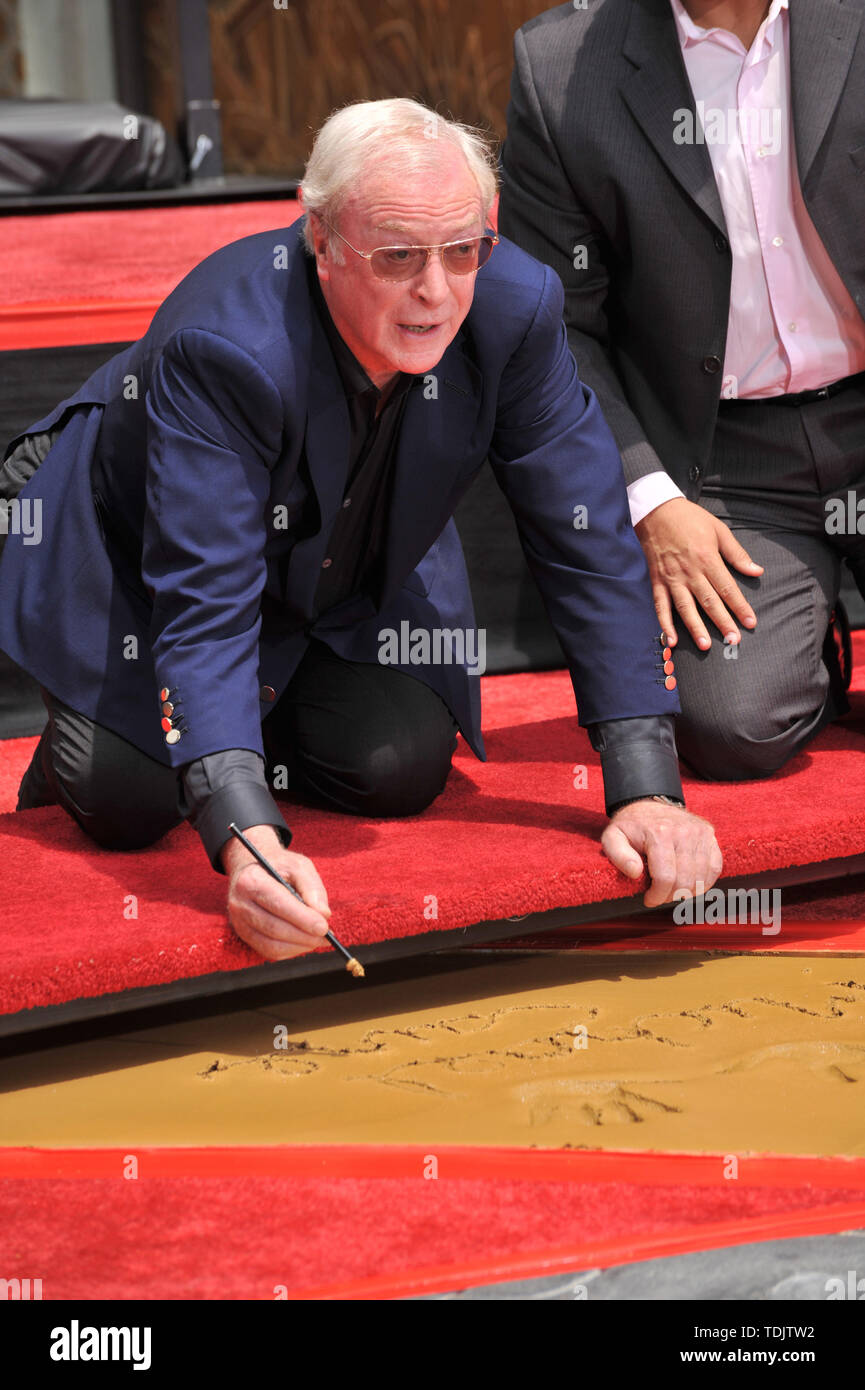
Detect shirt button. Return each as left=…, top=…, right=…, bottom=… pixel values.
left=756, top=146, right=768, bottom=158
left=772, top=235, right=784, bottom=247
left=789, top=322, right=798, bottom=332
left=702, top=355, right=722, bottom=374
left=260, top=685, right=276, bottom=702
left=342, top=497, right=352, bottom=508
left=322, top=558, right=332, bottom=568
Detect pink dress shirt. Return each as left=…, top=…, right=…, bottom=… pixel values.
left=628, top=0, right=865, bottom=524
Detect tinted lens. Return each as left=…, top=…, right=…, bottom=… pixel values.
left=475, top=234, right=496, bottom=268
left=369, top=236, right=496, bottom=281
left=370, top=247, right=429, bottom=281
left=441, top=239, right=485, bottom=273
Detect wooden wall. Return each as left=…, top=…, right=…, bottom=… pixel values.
left=0, top=0, right=22, bottom=97
left=142, top=0, right=553, bottom=177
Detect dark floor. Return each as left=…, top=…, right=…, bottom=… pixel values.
left=0, top=173, right=298, bottom=215
left=419, top=1230, right=865, bottom=1300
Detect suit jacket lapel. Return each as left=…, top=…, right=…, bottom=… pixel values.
left=279, top=283, right=353, bottom=617
left=378, top=333, right=484, bottom=609
left=790, top=0, right=861, bottom=186
left=620, top=0, right=727, bottom=236
left=303, top=304, right=352, bottom=527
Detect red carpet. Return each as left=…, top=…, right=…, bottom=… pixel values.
left=3, top=652, right=865, bottom=1017
left=2, top=1147, right=863, bottom=1299
left=5, top=201, right=864, bottom=1300
left=0, top=195, right=503, bottom=350
left=0, top=201, right=302, bottom=349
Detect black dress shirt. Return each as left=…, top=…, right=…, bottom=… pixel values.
left=179, top=266, right=421, bottom=871
left=308, top=265, right=414, bottom=618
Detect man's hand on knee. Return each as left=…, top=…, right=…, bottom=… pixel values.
left=635, top=497, right=763, bottom=651
left=221, top=825, right=332, bottom=961
left=601, top=800, right=723, bottom=908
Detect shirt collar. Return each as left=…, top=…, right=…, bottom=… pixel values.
left=669, top=0, right=788, bottom=55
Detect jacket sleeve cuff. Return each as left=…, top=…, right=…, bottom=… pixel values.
left=179, top=751, right=292, bottom=873
left=587, top=714, right=685, bottom=817
left=194, top=780, right=292, bottom=874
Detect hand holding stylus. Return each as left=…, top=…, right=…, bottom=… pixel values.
left=221, top=822, right=332, bottom=961
left=223, top=823, right=364, bottom=976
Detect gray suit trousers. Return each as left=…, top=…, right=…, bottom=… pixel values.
left=672, top=382, right=865, bottom=781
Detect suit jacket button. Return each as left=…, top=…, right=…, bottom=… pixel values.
left=688, top=464, right=701, bottom=482
left=664, top=659, right=675, bottom=675
left=702, top=355, right=722, bottom=374
left=165, top=728, right=181, bottom=745
left=662, top=646, right=672, bottom=661
left=161, top=701, right=174, bottom=716
left=665, top=675, right=677, bottom=690
left=160, top=687, right=170, bottom=702
left=161, top=716, right=173, bottom=732
left=260, top=685, right=276, bottom=702
left=714, top=232, right=728, bottom=252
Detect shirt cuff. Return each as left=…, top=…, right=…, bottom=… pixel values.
left=627, top=471, right=685, bottom=527
left=587, top=715, right=685, bottom=817
left=178, top=749, right=292, bottom=874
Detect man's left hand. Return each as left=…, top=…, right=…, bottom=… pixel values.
left=601, top=800, right=723, bottom=908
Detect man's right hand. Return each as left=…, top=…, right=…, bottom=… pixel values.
left=221, top=825, right=332, bottom=961
left=635, top=497, right=764, bottom=651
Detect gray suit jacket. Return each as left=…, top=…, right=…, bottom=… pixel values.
left=498, top=0, right=865, bottom=494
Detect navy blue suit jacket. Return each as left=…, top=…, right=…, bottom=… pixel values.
left=0, top=223, right=678, bottom=768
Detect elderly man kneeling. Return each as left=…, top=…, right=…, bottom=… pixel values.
left=0, top=98, right=721, bottom=959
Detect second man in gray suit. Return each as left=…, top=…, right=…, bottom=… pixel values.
left=500, top=0, right=865, bottom=780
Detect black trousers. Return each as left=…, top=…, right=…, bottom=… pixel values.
left=16, top=640, right=459, bottom=854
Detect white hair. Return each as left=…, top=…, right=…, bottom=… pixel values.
left=299, top=98, right=498, bottom=256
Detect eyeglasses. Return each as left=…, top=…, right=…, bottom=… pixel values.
left=322, top=221, right=499, bottom=281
